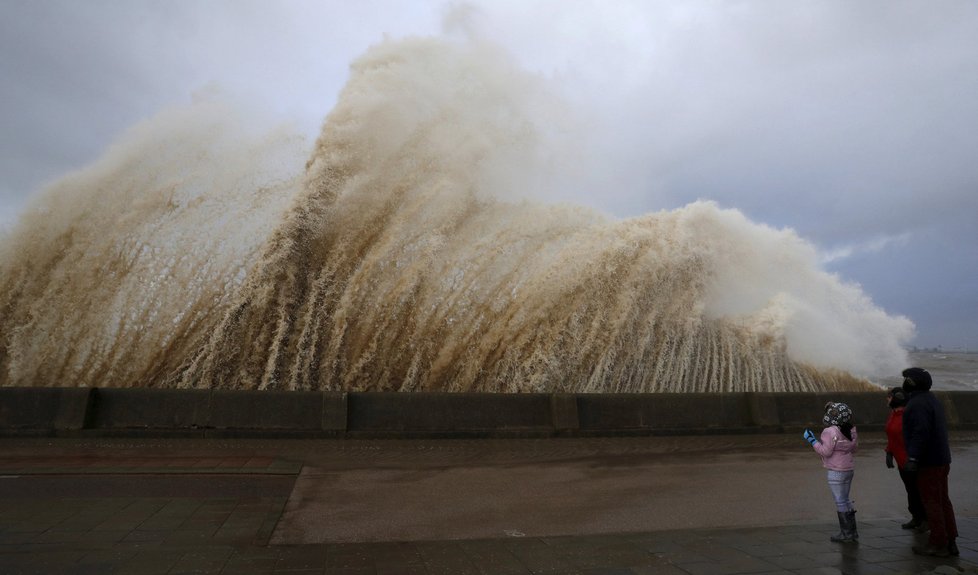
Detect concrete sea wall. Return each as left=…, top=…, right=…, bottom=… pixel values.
left=2, top=387, right=977, bottom=438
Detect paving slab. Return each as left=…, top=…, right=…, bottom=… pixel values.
left=0, top=433, right=976, bottom=574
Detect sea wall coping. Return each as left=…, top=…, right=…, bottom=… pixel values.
left=1, top=387, right=975, bottom=438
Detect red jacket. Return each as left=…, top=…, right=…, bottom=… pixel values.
left=885, top=407, right=909, bottom=468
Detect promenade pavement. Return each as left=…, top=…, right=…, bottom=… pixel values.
left=1, top=432, right=976, bottom=575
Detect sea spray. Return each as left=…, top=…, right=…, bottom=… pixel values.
left=0, top=37, right=913, bottom=391
left=0, top=98, right=304, bottom=388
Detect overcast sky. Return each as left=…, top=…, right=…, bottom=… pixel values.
left=1, top=0, right=976, bottom=350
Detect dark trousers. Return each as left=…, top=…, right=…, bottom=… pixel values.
left=898, top=467, right=926, bottom=522
left=917, top=465, right=957, bottom=547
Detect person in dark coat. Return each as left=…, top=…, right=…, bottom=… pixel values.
left=901, top=367, right=958, bottom=557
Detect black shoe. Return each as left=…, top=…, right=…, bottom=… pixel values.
left=948, top=540, right=959, bottom=557
left=901, top=519, right=919, bottom=530
left=913, top=544, right=950, bottom=557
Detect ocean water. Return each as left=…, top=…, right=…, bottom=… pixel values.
left=871, top=351, right=978, bottom=392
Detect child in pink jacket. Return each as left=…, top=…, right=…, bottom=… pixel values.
left=804, top=402, right=859, bottom=543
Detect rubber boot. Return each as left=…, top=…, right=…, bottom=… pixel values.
left=846, top=510, right=859, bottom=541
left=830, top=511, right=858, bottom=543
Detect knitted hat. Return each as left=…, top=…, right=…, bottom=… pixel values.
left=823, top=402, right=853, bottom=426
left=902, top=367, right=932, bottom=392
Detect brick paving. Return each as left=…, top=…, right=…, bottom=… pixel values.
left=0, top=436, right=975, bottom=574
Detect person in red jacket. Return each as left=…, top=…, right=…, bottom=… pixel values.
left=884, top=387, right=926, bottom=531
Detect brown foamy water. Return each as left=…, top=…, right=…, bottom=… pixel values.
left=0, top=38, right=913, bottom=392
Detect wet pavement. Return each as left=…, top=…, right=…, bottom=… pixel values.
left=0, top=433, right=976, bottom=574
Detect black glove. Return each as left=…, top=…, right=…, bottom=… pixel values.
left=905, top=458, right=919, bottom=472
left=885, top=452, right=894, bottom=468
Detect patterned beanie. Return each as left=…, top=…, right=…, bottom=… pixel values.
left=823, top=402, right=853, bottom=426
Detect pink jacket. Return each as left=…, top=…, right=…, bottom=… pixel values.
left=812, top=425, right=858, bottom=471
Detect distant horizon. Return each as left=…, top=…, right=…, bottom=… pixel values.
left=908, top=347, right=976, bottom=354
